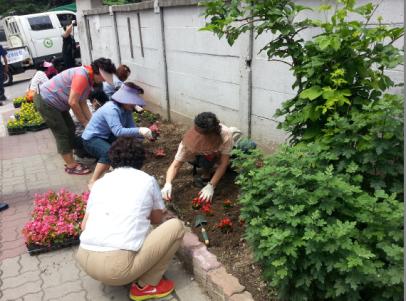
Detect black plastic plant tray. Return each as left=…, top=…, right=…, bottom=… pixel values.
left=8, top=128, right=26, bottom=135
left=26, top=123, right=48, bottom=132
left=26, top=237, right=80, bottom=256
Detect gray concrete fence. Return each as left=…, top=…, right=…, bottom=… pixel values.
left=76, top=0, right=404, bottom=149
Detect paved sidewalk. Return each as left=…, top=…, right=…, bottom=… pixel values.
left=0, top=82, right=209, bottom=300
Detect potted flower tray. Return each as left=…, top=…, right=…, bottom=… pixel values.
left=26, top=237, right=80, bottom=256
left=22, top=189, right=89, bottom=256
left=26, top=123, right=48, bottom=132
left=8, top=127, right=27, bottom=135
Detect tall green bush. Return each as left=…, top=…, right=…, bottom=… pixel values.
left=318, top=93, right=403, bottom=196
left=202, top=0, right=404, bottom=299
left=233, top=145, right=403, bottom=300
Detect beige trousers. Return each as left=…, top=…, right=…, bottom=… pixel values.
left=76, top=218, right=185, bottom=286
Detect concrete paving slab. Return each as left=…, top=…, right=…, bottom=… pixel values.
left=0, top=76, right=210, bottom=301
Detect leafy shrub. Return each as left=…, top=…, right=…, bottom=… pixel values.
left=317, top=94, right=403, bottom=196
left=233, top=145, right=403, bottom=300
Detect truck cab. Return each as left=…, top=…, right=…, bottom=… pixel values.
left=1, top=10, right=79, bottom=86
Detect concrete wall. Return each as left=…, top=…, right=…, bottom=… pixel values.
left=78, top=0, right=404, bottom=148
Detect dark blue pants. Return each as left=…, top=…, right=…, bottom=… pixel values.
left=83, top=136, right=116, bottom=164
left=0, top=65, right=5, bottom=100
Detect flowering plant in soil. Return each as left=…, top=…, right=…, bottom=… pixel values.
left=192, top=197, right=203, bottom=210
left=223, top=199, right=233, bottom=209
left=201, top=203, right=214, bottom=216
left=22, top=189, right=89, bottom=246
left=217, top=217, right=233, bottom=233
left=153, top=147, right=166, bottom=158
left=149, top=122, right=160, bottom=141
left=12, top=96, right=27, bottom=107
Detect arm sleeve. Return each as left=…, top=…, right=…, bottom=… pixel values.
left=71, top=74, right=89, bottom=96
left=219, top=128, right=234, bottom=155
left=104, top=108, right=140, bottom=137
left=151, top=177, right=166, bottom=210
left=174, top=142, right=195, bottom=162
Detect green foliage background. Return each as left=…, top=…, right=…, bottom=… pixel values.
left=0, top=0, right=141, bottom=16
left=202, top=0, right=404, bottom=299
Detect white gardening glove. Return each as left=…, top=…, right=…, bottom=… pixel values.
left=139, top=127, right=153, bottom=140
left=198, top=183, right=214, bottom=203
left=161, top=183, right=172, bottom=201
left=135, top=105, right=144, bottom=113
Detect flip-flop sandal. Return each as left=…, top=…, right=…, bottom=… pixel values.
left=65, top=163, right=91, bottom=175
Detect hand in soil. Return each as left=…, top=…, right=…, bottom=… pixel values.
left=198, top=183, right=214, bottom=203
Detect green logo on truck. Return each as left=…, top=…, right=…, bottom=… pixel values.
left=43, top=38, right=53, bottom=48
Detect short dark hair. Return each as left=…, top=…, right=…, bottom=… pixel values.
left=124, top=82, right=144, bottom=94
left=194, top=112, right=221, bottom=135
left=108, top=137, right=146, bottom=169
left=89, top=90, right=109, bottom=106
left=91, top=57, right=116, bottom=75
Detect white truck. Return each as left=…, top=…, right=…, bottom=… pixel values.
left=1, top=10, right=79, bottom=86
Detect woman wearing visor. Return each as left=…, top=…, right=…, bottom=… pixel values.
left=82, top=82, right=153, bottom=189
left=34, top=57, right=116, bottom=175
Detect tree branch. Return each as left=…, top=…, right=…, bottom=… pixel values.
left=364, top=0, right=383, bottom=27
left=267, top=59, right=293, bottom=67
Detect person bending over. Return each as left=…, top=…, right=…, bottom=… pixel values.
left=76, top=137, right=185, bottom=301
left=161, top=112, right=237, bottom=203
left=82, top=82, right=153, bottom=189
left=34, top=57, right=116, bottom=175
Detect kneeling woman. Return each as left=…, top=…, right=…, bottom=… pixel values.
left=82, top=82, right=153, bottom=188
left=76, top=137, right=185, bottom=300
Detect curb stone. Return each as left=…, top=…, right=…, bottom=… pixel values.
left=177, top=227, right=255, bottom=301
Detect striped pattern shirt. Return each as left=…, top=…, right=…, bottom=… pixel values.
left=40, top=66, right=93, bottom=111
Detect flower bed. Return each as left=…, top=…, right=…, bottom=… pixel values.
left=139, top=115, right=270, bottom=300
left=22, top=189, right=89, bottom=256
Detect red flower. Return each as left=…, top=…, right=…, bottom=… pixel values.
left=201, top=203, right=213, bottom=216
left=153, top=147, right=166, bottom=158
left=223, top=199, right=233, bottom=208
left=148, top=123, right=160, bottom=141
left=192, top=197, right=203, bottom=210
left=217, top=217, right=233, bottom=233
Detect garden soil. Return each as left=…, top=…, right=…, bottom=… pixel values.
left=140, top=117, right=271, bottom=301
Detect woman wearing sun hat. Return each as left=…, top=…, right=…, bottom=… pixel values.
left=82, top=82, right=153, bottom=189
left=161, top=112, right=239, bottom=203
left=34, top=57, right=116, bottom=175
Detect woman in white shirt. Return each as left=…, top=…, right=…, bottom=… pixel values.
left=76, top=137, right=185, bottom=301
left=27, top=61, right=56, bottom=97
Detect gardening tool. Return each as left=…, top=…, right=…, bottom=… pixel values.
left=194, top=214, right=209, bottom=246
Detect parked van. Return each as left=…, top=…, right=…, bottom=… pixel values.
left=1, top=10, right=79, bottom=86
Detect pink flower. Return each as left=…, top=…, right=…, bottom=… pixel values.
left=22, top=189, right=88, bottom=245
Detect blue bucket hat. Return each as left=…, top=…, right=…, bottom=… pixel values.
left=111, top=83, right=145, bottom=106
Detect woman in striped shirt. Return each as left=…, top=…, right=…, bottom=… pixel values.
left=34, top=57, right=116, bottom=175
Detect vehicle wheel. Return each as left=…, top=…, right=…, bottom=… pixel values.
left=3, top=69, right=13, bottom=87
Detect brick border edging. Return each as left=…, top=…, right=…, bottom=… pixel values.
left=177, top=230, right=255, bottom=301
